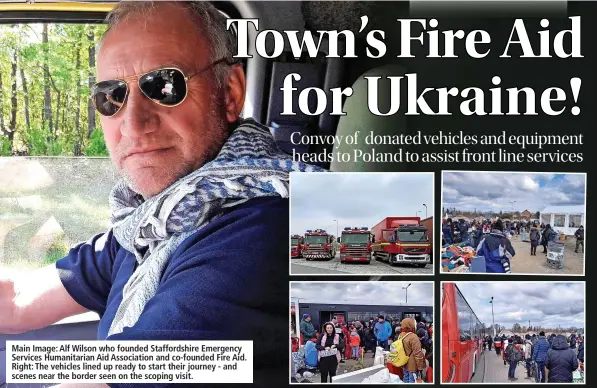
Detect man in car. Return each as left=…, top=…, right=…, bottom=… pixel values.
left=0, top=2, right=321, bottom=387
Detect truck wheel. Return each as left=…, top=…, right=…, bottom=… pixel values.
left=416, top=263, right=427, bottom=268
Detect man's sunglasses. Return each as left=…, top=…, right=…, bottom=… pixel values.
left=91, top=58, right=235, bottom=117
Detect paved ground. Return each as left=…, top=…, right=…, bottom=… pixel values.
left=473, top=350, right=535, bottom=384
left=291, top=263, right=351, bottom=274
left=294, top=350, right=377, bottom=383
left=290, top=252, right=433, bottom=275
left=510, top=234, right=584, bottom=275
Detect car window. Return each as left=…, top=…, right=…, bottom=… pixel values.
left=1, top=22, right=112, bottom=270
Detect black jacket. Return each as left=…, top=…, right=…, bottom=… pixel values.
left=316, top=332, right=345, bottom=355
left=577, top=341, right=584, bottom=362
left=546, top=335, right=579, bottom=383
left=574, top=228, right=584, bottom=240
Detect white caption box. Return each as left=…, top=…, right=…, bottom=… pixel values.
left=6, top=340, right=253, bottom=384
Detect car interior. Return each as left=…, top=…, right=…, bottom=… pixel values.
left=0, top=1, right=411, bottom=386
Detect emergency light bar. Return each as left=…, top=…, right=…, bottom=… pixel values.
left=306, top=230, right=312, bottom=232
left=361, top=227, right=368, bottom=230
left=344, top=227, right=351, bottom=230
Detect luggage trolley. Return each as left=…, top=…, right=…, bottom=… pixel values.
left=546, top=240, right=565, bottom=269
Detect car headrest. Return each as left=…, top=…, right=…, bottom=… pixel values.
left=301, top=2, right=409, bottom=39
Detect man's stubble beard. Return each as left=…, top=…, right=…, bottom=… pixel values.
left=117, top=93, right=229, bottom=197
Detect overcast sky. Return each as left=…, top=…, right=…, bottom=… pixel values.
left=290, top=173, right=434, bottom=235
left=454, top=282, right=584, bottom=329
left=442, top=172, right=585, bottom=214
left=291, top=282, right=433, bottom=306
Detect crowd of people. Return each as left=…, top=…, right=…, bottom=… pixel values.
left=441, top=217, right=584, bottom=273
left=484, top=331, right=584, bottom=383
left=295, top=314, right=433, bottom=383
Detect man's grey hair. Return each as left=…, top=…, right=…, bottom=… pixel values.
left=97, top=1, right=237, bottom=90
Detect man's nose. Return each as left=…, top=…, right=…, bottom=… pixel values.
left=119, top=84, right=158, bottom=139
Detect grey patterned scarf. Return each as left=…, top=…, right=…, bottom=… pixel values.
left=107, top=119, right=324, bottom=336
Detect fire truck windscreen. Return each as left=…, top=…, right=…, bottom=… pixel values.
left=341, top=233, right=369, bottom=244
left=291, top=238, right=299, bottom=245
left=398, top=230, right=429, bottom=242
left=305, top=235, right=328, bottom=244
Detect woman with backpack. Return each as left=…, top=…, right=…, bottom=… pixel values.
left=391, top=318, right=425, bottom=383
left=315, top=322, right=345, bottom=383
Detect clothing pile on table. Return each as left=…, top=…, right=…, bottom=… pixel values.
left=291, top=341, right=319, bottom=382
left=441, top=242, right=477, bottom=272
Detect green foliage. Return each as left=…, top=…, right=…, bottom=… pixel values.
left=0, top=23, right=108, bottom=156
left=84, top=128, right=109, bottom=156
left=43, top=238, right=70, bottom=266
left=0, top=135, right=11, bottom=155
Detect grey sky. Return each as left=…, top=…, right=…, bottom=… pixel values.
left=291, top=282, right=433, bottom=306
left=454, top=282, right=584, bottom=329
left=442, top=172, right=586, bottom=214
left=290, top=173, right=434, bottom=235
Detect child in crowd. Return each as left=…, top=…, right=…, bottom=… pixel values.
left=350, top=326, right=361, bottom=360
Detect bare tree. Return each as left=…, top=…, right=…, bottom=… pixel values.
left=87, top=25, right=96, bottom=138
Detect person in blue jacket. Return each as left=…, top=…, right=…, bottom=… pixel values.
left=545, top=334, right=579, bottom=383
left=374, top=315, right=393, bottom=350
left=442, top=221, right=454, bottom=245
left=475, top=219, right=516, bottom=273
left=532, top=331, right=550, bottom=383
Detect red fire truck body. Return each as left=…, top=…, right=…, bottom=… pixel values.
left=339, top=227, right=373, bottom=263
left=291, top=234, right=304, bottom=258
left=303, top=229, right=336, bottom=260
left=371, top=217, right=431, bottom=268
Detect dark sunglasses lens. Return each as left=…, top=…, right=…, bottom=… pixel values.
left=139, top=68, right=186, bottom=106
left=92, top=80, right=127, bottom=116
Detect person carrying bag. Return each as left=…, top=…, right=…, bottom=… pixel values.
left=316, top=322, right=345, bottom=383
left=389, top=318, right=425, bottom=383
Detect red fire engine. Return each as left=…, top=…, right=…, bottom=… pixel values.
left=303, top=229, right=336, bottom=260
left=371, top=217, right=431, bottom=268
left=291, top=234, right=304, bottom=258
left=339, top=227, right=373, bottom=263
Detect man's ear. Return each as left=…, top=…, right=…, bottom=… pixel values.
left=225, top=64, right=246, bottom=123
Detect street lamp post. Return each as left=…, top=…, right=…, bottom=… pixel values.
left=416, top=211, right=421, bottom=217
left=490, top=297, right=495, bottom=337
left=509, top=200, right=517, bottom=213
left=423, top=204, right=427, bottom=219
left=402, top=283, right=412, bottom=304
left=333, top=219, right=339, bottom=246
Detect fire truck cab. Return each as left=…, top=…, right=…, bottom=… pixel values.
left=303, top=229, right=336, bottom=260
left=291, top=234, right=304, bottom=258
left=371, top=217, right=431, bottom=268
left=339, top=227, right=373, bottom=263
